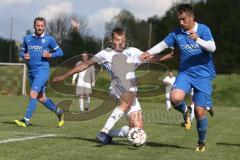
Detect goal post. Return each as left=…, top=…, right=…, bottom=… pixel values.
left=0, top=63, right=27, bottom=95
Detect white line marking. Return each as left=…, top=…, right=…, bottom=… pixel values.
left=0, top=134, right=57, bottom=144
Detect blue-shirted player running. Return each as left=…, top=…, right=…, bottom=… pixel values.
left=141, top=4, right=216, bottom=151
left=15, top=17, right=64, bottom=127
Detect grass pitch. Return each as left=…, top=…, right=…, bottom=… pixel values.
left=0, top=95, right=239, bottom=160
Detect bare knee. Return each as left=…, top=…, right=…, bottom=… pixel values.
left=37, top=93, right=47, bottom=103
left=170, top=89, right=185, bottom=105
left=195, top=106, right=207, bottom=119
left=30, top=90, right=38, bottom=99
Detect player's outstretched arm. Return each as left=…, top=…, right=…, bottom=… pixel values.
left=53, top=59, right=96, bottom=83
left=145, top=50, right=176, bottom=62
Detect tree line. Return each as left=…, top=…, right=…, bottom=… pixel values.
left=0, top=0, right=239, bottom=73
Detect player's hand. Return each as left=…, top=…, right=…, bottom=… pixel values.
left=24, top=53, right=30, bottom=60
left=42, top=51, right=52, bottom=58
left=188, top=30, right=198, bottom=41
left=53, top=75, right=66, bottom=83
left=140, top=52, right=151, bottom=62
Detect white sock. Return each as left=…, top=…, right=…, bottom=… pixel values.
left=101, top=107, right=124, bottom=134
left=166, top=100, right=171, bottom=111
left=79, top=98, right=84, bottom=111
left=190, top=104, right=195, bottom=121
left=85, top=96, right=90, bottom=109
left=108, top=126, right=129, bottom=138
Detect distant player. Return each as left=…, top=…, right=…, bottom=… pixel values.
left=163, top=71, right=176, bottom=111
left=15, top=17, right=64, bottom=127
left=72, top=52, right=95, bottom=112
left=53, top=28, right=146, bottom=145
left=141, top=4, right=216, bottom=151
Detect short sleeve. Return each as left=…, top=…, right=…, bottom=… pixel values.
left=49, top=37, right=59, bottom=50
left=91, top=50, right=107, bottom=64
left=163, top=32, right=175, bottom=48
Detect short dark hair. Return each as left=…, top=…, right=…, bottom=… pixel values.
left=111, top=28, right=125, bottom=38
left=177, top=3, right=194, bottom=15
left=34, top=17, right=46, bottom=26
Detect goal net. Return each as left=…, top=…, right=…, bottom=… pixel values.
left=0, top=63, right=27, bottom=95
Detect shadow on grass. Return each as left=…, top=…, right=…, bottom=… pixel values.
left=0, top=121, right=45, bottom=127
left=152, top=122, right=184, bottom=127
left=146, top=141, right=192, bottom=150
left=216, top=142, right=240, bottom=147
left=59, top=136, right=129, bottom=147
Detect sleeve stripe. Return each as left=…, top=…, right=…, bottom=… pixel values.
left=53, top=46, right=59, bottom=50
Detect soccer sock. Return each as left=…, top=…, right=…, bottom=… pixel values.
left=166, top=100, right=171, bottom=110
left=101, top=107, right=124, bottom=134
left=79, top=98, right=84, bottom=111
left=85, top=96, right=90, bottom=109
left=190, top=104, right=195, bottom=121
left=173, top=101, right=187, bottom=114
left=197, top=116, right=208, bottom=143
left=43, top=98, right=60, bottom=114
left=108, top=126, right=129, bottom=138
left=24, top=98, right=38, bottom=119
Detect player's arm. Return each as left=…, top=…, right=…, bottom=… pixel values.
left=42, top=37, right=64, bottom=58
left=188, top=30, right=216, bottom=53
left=53, top=59, right=96, bottom=83
left=140, top=41, right=169, bottom=61
left=146, top=49, right=176, bottom=62
left=20, top=37, right=30, bottom=61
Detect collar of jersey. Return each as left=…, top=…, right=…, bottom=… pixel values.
left=32, top=33, right=45, bottom=38
left=181, top=22, right=198, bottom=35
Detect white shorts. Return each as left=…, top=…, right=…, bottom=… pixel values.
left=124, top=98, right=142, bottom=117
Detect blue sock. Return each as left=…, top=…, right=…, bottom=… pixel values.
left=173, top=101, right=186, bottom=114
left=197, top=116, right=208, bottom=143
left=24, top=98, right=38, bottom=119
left=43, top=98, right=61, bottom=114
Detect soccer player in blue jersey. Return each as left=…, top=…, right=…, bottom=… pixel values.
left=141, top=4, right=216, bottom=151
left=15, top=17, right=64, bottom=127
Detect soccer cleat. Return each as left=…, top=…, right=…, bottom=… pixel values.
left=96, top=132, right=112, bottom=145
left=196, top=142, right=206, bottom=152
left=15, top=119, right=31, bottom=127
left=57, top=110, right=64, bottom=127
left=184, top=106, right=192, bottom=130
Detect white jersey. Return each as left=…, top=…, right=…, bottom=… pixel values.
left=163, top=76, right=176, bottom=93
left=72, top=61, right=95, bottom=88
left=92, top=47, right=142, bottom=93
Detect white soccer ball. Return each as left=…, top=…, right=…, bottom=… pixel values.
left=127, top=127, right=147, bottom=147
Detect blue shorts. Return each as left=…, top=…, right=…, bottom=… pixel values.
left=28, top=69, right=49, bottom=93
left=173, top=73, right=213, bottom=108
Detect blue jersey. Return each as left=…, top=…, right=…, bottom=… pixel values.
left=164, top=23, right=215, bottom=79
left=20, top=33, right=63, bottom=71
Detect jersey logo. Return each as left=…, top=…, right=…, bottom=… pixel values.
left=28, top=45, right=43, bottom=51
left=42, top=39, right=46, bottom=43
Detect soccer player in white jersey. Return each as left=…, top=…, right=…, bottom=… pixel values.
left=72, top=52, right=95, bottom=112
left=163, top=71, right=176, bottom=111
left=53, top=28, right=145, bottom=144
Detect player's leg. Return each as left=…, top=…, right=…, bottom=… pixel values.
left=166, top=93, right=171, bottom=111
left=193, top=87, right=212, bottom=152
left=85, top=94, right=90, bottom=111
left=96, top=92, right=135, bottom=144
left=37, top=92, right=64, bottom=127
left=170, top=74, right=192, bottom=129
left=79, top=94, right=84, bottom=112
left=15, top=74, right=38, bottom=127
left=108, top=98, right=142, bottom=138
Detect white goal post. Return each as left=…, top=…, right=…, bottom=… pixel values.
left=0, top=63, right=27, bottom=95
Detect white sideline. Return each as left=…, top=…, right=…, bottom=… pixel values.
left=0, top=134, right=57, bottom=144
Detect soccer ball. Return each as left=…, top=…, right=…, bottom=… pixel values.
left=127, top=127, right=147, bottom=147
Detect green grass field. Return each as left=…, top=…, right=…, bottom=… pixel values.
left=0, top=95, right=239, bottom=160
